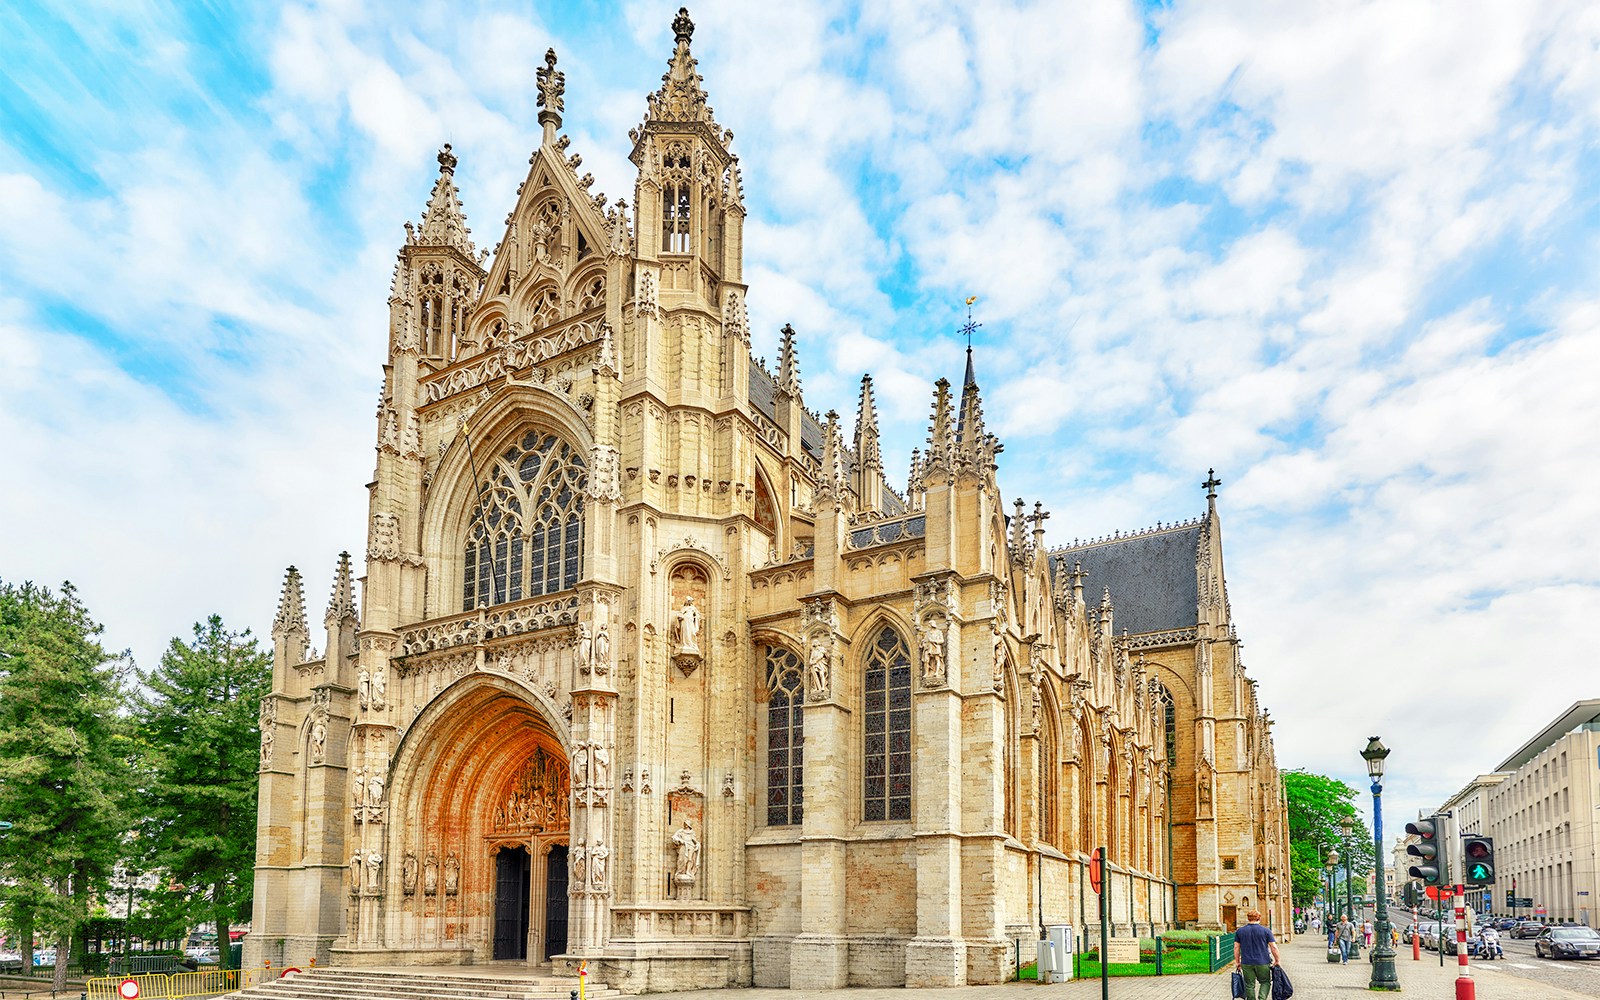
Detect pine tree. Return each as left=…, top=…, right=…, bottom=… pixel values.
left=0, top=580, right=129, bottom=990
left=133, top=616, right=269, bottom=969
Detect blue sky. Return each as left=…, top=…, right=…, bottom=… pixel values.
left=2, top=0, right=1599, bottom=853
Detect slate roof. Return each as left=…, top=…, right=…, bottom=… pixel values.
left=748, top=361, right=824, bottom=459
left=1050, top=522, right=1204, bottom=636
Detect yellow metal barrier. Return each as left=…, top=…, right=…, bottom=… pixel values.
left=87, top=967, right=270, bottom=998
left=170, top=968, right=241, bottom=996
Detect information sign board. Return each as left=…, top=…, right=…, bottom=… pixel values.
left=1104, top=938, right=1141, bottom=965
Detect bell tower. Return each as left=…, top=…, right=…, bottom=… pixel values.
left=630, top=7, right=745, bottom=313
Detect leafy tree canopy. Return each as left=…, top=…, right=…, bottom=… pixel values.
left=1283, top=769, right=1375, bottom=908
left=132, top=615, right=270, bottom=967
left=0, top=580, right=131, bottom=985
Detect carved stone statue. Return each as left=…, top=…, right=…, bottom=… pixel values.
left=349, top=853, right=361, bottom=896
left=423, top=852, right=439, bottom=895
left=589, top=840, right=609, bottom=888
left=920, top=619, right=947, bottom=684
left=358, top=669, right=371, bottom=710
left=573, top=744, right=590, bottom=787
left=593, top=623, right=611, bottom=675
left=444, top=852, right=461, bottom=895
left=351, top=768, right=368, bottom=808
left=371, top=667, right=387, bottom=711
left=571, top=845, right=588, bottom=887
left=309, top=716, right=327, bottom=763
left=402, top=852, right=418, bottom=895
left=807, top=638, right=830, bottom=699
left=671, top=595, right=701, bottom=653
left=592, top=744, right=611, bottom=790
left=364, top=851, right=383, bottom=893
left=1198, top=768, right=1214, bottom=817
left=575, top=624, right=593, bottom=674
left=672, top=820, right=701, bottom=882
left=367, top=767, right=385, bottom=804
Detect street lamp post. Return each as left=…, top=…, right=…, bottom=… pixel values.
left=1363, top=736, right=1400, bottom=991
left=1327, top=848, right=1342, bottom=963
left=1342, top=816, right=1360, bottom=959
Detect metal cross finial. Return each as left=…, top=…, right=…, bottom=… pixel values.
left=960, top=295, right=982, bottom=348
left=1203, top=468, right=1222, bottom=499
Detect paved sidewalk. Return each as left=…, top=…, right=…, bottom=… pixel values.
left=654, top=936, right=1592, bottom=1000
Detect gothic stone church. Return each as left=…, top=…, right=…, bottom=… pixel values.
left=248, top=10, right=1291, bottom=991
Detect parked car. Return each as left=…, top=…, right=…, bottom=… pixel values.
left=1535, top=927, right=1600, bottom=960
left=0, top=952, right=25, bottom=973
left=186, top=948, right=220, bottom=965
left=1512, top=921, right=1547, bottom=939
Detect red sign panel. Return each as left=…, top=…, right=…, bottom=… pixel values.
left=1090, top=848, right=1103, bottom=894
left=1424, top=886, right=1455, bottom=900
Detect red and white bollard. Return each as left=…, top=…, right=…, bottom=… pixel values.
left=1454, top=886, right=1475, bottom=1000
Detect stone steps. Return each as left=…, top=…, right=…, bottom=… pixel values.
left=225, top=967, right=619, bottom=1000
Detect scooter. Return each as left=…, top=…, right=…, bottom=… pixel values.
left=1469, top=937, right=1503, bottom=960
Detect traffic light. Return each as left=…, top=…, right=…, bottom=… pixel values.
left=1402, top=881, right=1421, bottom=907
left=1405, top=815, right=1447, bottom=886
left=1462, top=835, right=1496, bottom=885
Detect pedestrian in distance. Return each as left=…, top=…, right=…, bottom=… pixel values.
left=1363, top=919, right=1373, bottom=947
left=1233, top=909, right=1283, bottom=1000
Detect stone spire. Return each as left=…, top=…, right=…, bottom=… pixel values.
left=273, top=566, right=308, bottom=641
left=924, top=378, right=955, bottom=476
left=816, top=409, right=850, bottom=509
left=324, top=551, right=359, bottom=630
left=906, top=447, right=925, bottom=511
left=853, top=374, right=881, bottom=472
left=777, top=323, right=802, bottom=399
left=1009, top=498, right=1029, bottom=565
left=271, top=565, right=309, bottom=678
left=645, top=7, right=723, bottom=130
left=414, top=144, right=476, bottom=257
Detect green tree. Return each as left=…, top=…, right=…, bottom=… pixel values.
left=133, top=616, right=269, bottom=969
left=0, top=580, right=130, bottom=990
left=1283, top=769, right=1374, bottom=910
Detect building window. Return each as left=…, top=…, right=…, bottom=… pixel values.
left=462, top=429, right=587, bottom=610
left=1040, top=711, right=1059, bottom=846
left=661, top=143, right=693, bottom=254
left=1222, top=856, right=1238, bottom=871
left=764, top=645, right=804, bottom=827
left=863, top=624, right=912, bottom=821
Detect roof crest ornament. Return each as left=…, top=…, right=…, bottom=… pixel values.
left=537, top=48, right=565, bottom=145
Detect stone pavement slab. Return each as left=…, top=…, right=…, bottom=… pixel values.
left=652, top=937, right=1591, bottom=1000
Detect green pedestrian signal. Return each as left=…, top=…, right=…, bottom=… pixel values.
left=1463, top=836, right=1496, bottom=886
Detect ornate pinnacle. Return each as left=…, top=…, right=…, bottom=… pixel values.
left=673, top=6, right=695, bottom=43
left=537, top=48, right=565, bottom=114
left=437, top=143, right=457, bottom=175
left=1203, top=467, right=1222, bottom=500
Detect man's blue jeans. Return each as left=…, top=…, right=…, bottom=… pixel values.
left=1340, top=939, right=1352, bottom=961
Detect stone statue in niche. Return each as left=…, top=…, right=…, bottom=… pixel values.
left=575, top=624, right=593, bottom=675
left=671, top=595, right=701, bottom=653
left=358, top=669, right=371, bottom=710
left=351, top=768, right=368, bottom=809
left=402, top=852, right=418, bottom=895
left=571, top=845, right=587, bottom=888
left=590, top=840, right=609, bottom=889
left=672, top=820, right=701, bottom=885
left=371, top=667, right=387, bottom=710
left=573, top=743, right=590, bottom=787
left=364, top=851, right=383, bottom=894
left=1198, top=768, right=1214, bottom=818
left=444, top=852, right=461, bottom=895
left=349, top=853, right=361, bottom=896
left=807, top=638, right=830, bottom=700
left=592, top=743, right=611, bottom=790
left=309, top=715, right=327, bottom=763
left=920, top=618, right=947, bottom=685
left=423, top=852, right=439, bottom=895
left=593, top=623, right=611, bottom=675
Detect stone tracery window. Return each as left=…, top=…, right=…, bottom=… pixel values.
left=529, top=286, right=560, bottom=330
left=662, top=142, right=692, bottom=254
left=764, top=645, right=804, bottom=827
left=1040, top=706, right=1059, bottom=847
left=863, top=624, right=912, bottom=821
left=461, top=429, right=587, bottom=610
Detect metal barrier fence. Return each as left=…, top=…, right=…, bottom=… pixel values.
left=85, top=968, right=272, bottom=999
left=1208, top=932, right=1238, bottom=972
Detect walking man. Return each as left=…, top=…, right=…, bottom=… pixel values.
left=1234, top=909, right=1283, bottom=1000
left=1338, top=915, right=1357, bottom=963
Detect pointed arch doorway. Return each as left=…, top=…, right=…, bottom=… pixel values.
left=388, top=674, right=573, bottom=964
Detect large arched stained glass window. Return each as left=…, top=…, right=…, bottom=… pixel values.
left=863, top=625, right=912, bottom=821
left=462, top=430, right=587, bottom=610
left=764, top=646, right=804, bottom=826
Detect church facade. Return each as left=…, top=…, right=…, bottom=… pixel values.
left=247, top=10, right=1291, bottom=991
